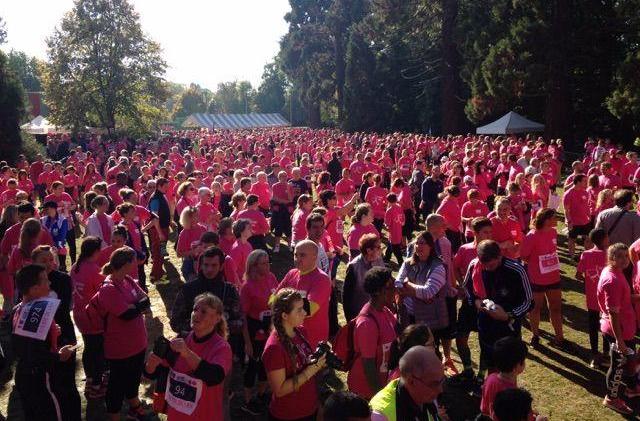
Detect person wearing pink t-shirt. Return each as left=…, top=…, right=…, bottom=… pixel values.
left=237, top=194, right=270, bottom=251
left=276, top=240, right=332, bottom=348
left=563, top=174, right=593, bottom=259
left=480, top=337, right=527, bottom=419
left=70, top=237, right=107, bottom=398
left=196, top=187, right=221, bottom=232
left=229, top=219, right=254, bottom=281
left=262, top=290, right=326, bottom=421
left=576, top=228, right=609, bottom=367
left=250, top=172, right=272, bottom=212
left=145, top=293, right=232, bottom=421
left=86, top=247, right=151, bottom=421
left=461, top=189, right=489, bottom=241
left=490, top=198, right=523, bottom=259
left=384, top=193, right=405, bottom=265
left=347, top=203, right=380, bottom=259
left=240, top=249, right=278, bottom=410
left=335, top=169, right=356, bottom=206
left=598, top=244, right=638, bottom=414
left=348, top=267, right=397, bottom=399
left=364, top=174, right=388, bottom=233
left=176, top=207, right=207, bottom=281
left=290, top=194, right=313, bottom=247
left=520, top=208, right=563, bottom=347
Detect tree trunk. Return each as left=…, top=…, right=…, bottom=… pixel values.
left=544, top=0, right=572, bottom=140
left=440, top=0, right=466, bottom=134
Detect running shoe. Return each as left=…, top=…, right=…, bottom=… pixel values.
left=152, top=275, right=170, bottom=285
left=443, top=358, right=459, bottom=376
left=239, top=399, right=265, bottom=416
left=603, top=396, right=633, bottom=415
left=84, top=382, right=105, bottom=399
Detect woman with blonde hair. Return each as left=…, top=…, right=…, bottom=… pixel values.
left=240, top=249, right=278, bottom=414
left=176, top=207, right=207, bottom=281
left=145, top=293, right=232, bottom=420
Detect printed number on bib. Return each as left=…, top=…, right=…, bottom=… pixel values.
left=14, top=297, right=61, bottom=341
left=538, top=253, right=560, bottom=274
left=165, top=369, right=203, bottom=415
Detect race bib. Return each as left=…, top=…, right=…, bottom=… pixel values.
left=14, top=297, right=60, bottom=341
left=259, top=310, right=272, bottom=324
left=538, top=253, right=560, bottom=274
left=336, top=221, right=344, bottom=234
left=380, top=342, right=392, bottom=373
left=165, top=369, right=203, bottom=415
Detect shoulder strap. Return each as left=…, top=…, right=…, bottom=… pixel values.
left=608, top=209, right=627, bottom=236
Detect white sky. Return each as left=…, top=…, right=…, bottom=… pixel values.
left=1, top=0, right=290, bottom=90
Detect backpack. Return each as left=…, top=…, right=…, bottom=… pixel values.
left=332, top=312, right=379, bottom=372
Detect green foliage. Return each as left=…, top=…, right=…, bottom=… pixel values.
left=20, top=132, right=46, bottom=161
left=172, top=83, right=208, bottom=123
left=42, top=0, right=168, bottom=136
left=0, top=50, right=25, bottom=163
left=7, top=50, right=44, bottom=92
left=212, top=81, right=254, bottom=114
left=255, top=61, right=287, bottom=114
left=0, top=17, right=6, bottom=45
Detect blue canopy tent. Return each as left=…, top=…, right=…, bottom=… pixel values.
left=182, top=113, right=290, bottom=129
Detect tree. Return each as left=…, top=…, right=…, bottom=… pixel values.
left=42, top=0, right=168, bottom=136
left=255, top=61, right=287, bottom=114
left=7, top=50, right=44, bottom=92
left=0, top=50, right=26, bottom=163
left=172, top=83, right=207, bottom=122
left=0, top=17, right=6, bottom=44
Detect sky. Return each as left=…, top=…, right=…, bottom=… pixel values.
left=1, top=0, right=291, bottom=90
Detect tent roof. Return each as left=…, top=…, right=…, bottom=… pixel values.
left=476, top=111, right=544, bottom=134
left=182, top=113, right=290, bottom=129
left=20, top=115, right=68, bottom=135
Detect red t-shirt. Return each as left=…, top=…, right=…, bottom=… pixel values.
left=577, top=248, right=606, bottom=311
left=480, top=373, right=517, bottom=417
left=348, top=303, right=397, bottom=399
left=277, top=268, right=332, bottom=348
left=262, top=328, right=317, bottom=420
left=166, top=332, right=232, bottom=421
left=520, top=228, right=560, bottom=286
left=89, top=276, right=148, bottom=359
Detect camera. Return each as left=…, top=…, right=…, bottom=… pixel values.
left=310, top=341, right=343, bottom=370
left=153, top=336, right=178, bottom=364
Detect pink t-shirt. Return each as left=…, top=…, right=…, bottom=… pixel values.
left=520, top=228, right=560, bottom=286
left=461, top=200, right=489, bottom=237
left=437, top=196, right=462, bottom=232
left=237, top=209, right=270, bottom=236
left=291, top=209, right=310, bottom=245
left=250, top=181, right=272, bottom=209
left=365, top=186, right=388, bottom=219
left=197, top=201, right=220, bottom=231
left=277, top=268, right=332, bottom=348
left=562, top=187, right=591, bottom=226
left=228, top=240, right=253, bottom=280
left=453, top=243, right=478, bottom=281
left=166, top=332, right=232, bottom=421
left=480, top=373, right=517, bottom=417
left=576, top=248, right=606, bottom=311
left=384, top=204, right=405, bottom=245
left=598, top=266, right=637, bottom=341
left=177, top=224, right=207, bottom=255
left=70, top=261, right=106, bottom=334
left=89, top=276, right=148, bottom=359
left=347, top=223, right=379, bottom=251
left=348, top=303, right=397, bottom=399
left=240, top=273, right=279, bottom=340
left=262, top=328, right=317, bottom=420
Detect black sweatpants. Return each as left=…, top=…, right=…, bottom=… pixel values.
left=588, top=310, right=609, bottom=355
left=53, top=355, right=81, bottom=421
left=106, top=350, right=145, bottom=414
left=15, top=367, right=64, bottom=421
left=604, top=336, right=636, bottom=399
left=82, top=334, right=105, bottom=386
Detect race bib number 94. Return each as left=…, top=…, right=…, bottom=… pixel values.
left=165, top=369, right=203, bottom=415
left=15, top=297, right=60, bottom=341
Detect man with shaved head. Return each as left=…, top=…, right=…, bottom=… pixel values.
left=276, top=239, right=332, bottom=347
left=370, top=345, right=445, bottom=421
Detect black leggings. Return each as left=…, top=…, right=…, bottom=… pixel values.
left=106, top=350, right=145, bottom=414
left=387, top=244, right=404, bottom=265
left=82, top=334, right=105, bottom=387
left=588, top=310, right=610, bottom=355
left=244, top=339, right=267, bottom=388
left=65, top=228, right=77, bottom=263
left=604, top=336, right=636, bottom=399
left=15, top=368, right=64, bottom=421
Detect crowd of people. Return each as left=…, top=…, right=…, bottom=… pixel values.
left=1, top=127, right=639, bottom=420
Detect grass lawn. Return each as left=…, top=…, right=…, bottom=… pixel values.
left=0, top=206, right=633, bottom=420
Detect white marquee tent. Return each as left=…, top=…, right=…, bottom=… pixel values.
left=182, top=113, right=290, bottom=129
left=476, top=111, right=544, bottom=135
left=20, top=115, right=68, bottom=135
